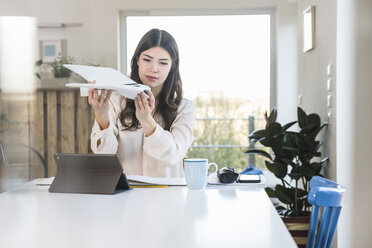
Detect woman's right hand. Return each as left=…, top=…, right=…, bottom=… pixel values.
left=88, top=80, right=113, bottom=130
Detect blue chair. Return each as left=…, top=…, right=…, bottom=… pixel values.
left=306, top=176, right=346, bottom=248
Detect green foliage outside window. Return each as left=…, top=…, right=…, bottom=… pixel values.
left=186, top=93, right=269, bottom=172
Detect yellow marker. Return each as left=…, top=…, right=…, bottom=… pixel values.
left=131, top=185, right=168, bottom=188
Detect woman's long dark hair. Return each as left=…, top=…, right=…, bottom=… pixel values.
left=120, top=29, right=183, bottom=131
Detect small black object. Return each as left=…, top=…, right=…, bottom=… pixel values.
left=217, top=167, right=239, bottom=183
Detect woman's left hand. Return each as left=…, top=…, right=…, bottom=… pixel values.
left=134, top=91, right=157, bottom=136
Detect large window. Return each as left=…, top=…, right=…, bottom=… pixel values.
left=124, top=13, right=272, bottom=170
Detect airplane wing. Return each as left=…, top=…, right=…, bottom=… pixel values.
left=63, top=64, right=150, bottom=99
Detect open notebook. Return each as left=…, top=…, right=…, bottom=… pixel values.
left=127, top=175, right=186, bottom=186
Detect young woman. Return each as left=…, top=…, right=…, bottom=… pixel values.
left=88, top=29, right=196, bottom=178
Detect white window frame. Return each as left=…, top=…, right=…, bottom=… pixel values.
left=118, top=8, right=277, bottom=109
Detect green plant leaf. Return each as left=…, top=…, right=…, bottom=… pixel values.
left=310, top=162, right=322, bottom=175
left=288, top=172, right=302, bottom=181
left=35, top=59, right=43, bottom=66
left=248, top=129, right=265, bottom=141
left=296, top=188, right=308, bottom=197
left=277, top=158, right=296, bottom=167
left=277, top=208, right=291, bottom=217
left=276, top=206, right=287, bottom=210
left=296, top=200, right=305, bottom=214
left=299, top=158, right=310, bottom=167
left=298, top=165, right=316, bottom=179
left=271, top=135, right=284, bottom=154
left=283, top=210, right=295, bottom=217
left=309, top=152, right=322, bottom=157
left=282, top=121, right=297, bottom=132
left=300, top=123, right=318, bottom=134
left=307, top=113, right=321, bottom=128
left=308, top=123, right=328, bottom=141
left=266, top=122, right=282, bottom=137
left=275, top=185, right=294, bottom=204
left=298, top=154, right=308, bottom=165
left=244, top=149, right=272, bottom=160
left=313, top=141, right=322, bottom=151
left=296, top=132, right=313, bottom=149
left=282, top=146, right=300, bottom=152
left=283, top=132, right=298, bottom=149
left=268, top=108, right=277, bottom=124
left=265, top=161, right=287, bottom=179
left=299, top=194, right=308, bottom=201
left=258, top=137, right=271, bottom=147
left=297, top=107, right=307, bottom=128
left=265, top=187, right=277, bottom=198
left=321, top=157, right=329, bottom=164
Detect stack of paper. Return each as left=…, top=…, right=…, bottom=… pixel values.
left=63, top=64, right=150, bottom=100
left=35, top=177, right=54, bottom=186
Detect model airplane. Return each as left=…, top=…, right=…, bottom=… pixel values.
left=64, top=64, right=150, bottom=99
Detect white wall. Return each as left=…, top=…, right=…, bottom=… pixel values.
left=276, top=3, right=297, bottom=124
left=0, top=0, right=290, bottom=68
left=296, top=0, right=372, bottom=246
left=0, top=0, right=115, bottom=67
left=296, top=0, right=337, bottom=180
left=337, top=0, right=372, bottom=247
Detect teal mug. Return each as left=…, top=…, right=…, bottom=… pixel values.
left=183, top=158, right=218, bottom=190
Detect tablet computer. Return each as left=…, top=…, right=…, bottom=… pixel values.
left=49, top=153, right=131, bottom=194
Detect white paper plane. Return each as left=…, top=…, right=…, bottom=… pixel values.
left=63, top=64, right=150, bottom=100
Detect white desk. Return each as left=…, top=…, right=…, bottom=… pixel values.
left=0, top=180, right=296, bottom=248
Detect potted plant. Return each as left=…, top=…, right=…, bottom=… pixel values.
left=51, top=55, right=75, bottom=78
left=245, top=107, right=328, bottom=247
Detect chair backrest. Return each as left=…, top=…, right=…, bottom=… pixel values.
left=306, top=176, right=346, bottom=248
left=0, top=129, right=47, bottom=177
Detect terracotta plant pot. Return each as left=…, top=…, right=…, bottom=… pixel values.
left=282, top=216, right=310, bottom=248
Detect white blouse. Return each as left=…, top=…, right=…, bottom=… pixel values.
left=90, top=92, right=196, bottom=178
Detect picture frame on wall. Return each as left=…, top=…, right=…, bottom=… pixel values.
left=303, top=5, right=315, bottom=52
left=40, top=40, right=67, bottom=63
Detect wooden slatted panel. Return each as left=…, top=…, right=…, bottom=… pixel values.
left=2, top=88, right=90, bottom=178
left=47, top=92, right=57, bottom=177
left=0, top=94, right=10, bottom=191
left=0, top=94, right=4, bottom=130
left=0, top=93, right=8, bottom=165
left=8, top=95, right=30, bottom=167
left=60, top=91, right=75, bottom=153
left=30, top=92, right=45, bottom=178
left=9, top=95, right=29, bottom=145
left=0, top=94, right=30, bottom=191
left=77, top=96, right=88, bottom=153
left=37, top=91, right=45, bottom=174
left=0, top=94, right=10, bottom=153
left=0, top=95, right=2, bottom=128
